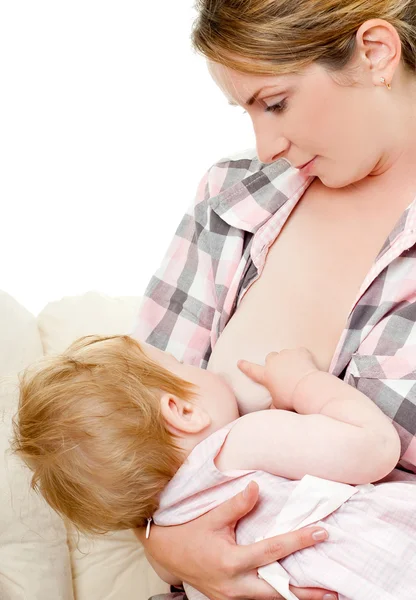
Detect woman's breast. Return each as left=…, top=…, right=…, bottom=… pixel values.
left=207, top=255, right=355, bottom=415
left=206, top=224, right=350, bottom=414
left=207, top=179, right=395, bottom=415
left=207, top=303, right=275, bottom=415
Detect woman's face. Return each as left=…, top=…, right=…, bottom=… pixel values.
left=208, top=59, right=401, bottom=189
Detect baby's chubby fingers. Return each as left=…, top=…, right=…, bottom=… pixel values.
left=237, top=359, right=266, bottom=384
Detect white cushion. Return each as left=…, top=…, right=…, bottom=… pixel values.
left=37, top=291, right=143, bottom=355
left=0, top=291, right=44, bottom=377
left=0, top=378, right=74, bottom=600
left=68, top=528, right=169, bottom=600
left=37, top=291, right=168, bottom=600
left=0, top=291, right=74, bottom=599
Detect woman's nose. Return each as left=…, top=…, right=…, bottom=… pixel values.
left=256, top=137, right=290, bottom=164
left=253, top=121, right=290, bottom=164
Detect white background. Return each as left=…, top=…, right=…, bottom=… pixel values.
left=0, top=1, right=255, bottom=315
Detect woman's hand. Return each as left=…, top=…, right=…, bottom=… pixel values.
left=138, top=481, right=337, bottom=600
left=238, top=349, right=319, bottom=411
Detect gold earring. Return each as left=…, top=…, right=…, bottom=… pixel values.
left=380, top=77, right=392, bottom=90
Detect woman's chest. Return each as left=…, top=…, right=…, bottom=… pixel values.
left=208, top=179, right=407, bottom=413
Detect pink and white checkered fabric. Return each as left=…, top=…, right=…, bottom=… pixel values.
left=133, top=149, right=416, bottom=472
left=154, top=423, right=416, bottom=600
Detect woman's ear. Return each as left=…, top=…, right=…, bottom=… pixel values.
left=160, top=394, right=211, bottom=435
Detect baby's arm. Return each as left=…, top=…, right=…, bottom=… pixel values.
left=216, top=349, right=400, bottom=484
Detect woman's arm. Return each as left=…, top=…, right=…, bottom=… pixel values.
left=233, top=349, right=400, bottom=483
left=134, top=529, right=182, bottom=585
left=138, top=482, right=337, bottom=600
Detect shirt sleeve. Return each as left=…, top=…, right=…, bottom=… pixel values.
left=131, top=167, right=217, bottom=368
left=346, top=334, right=416, bottom=473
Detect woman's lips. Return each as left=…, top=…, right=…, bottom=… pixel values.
left=298, top=156, right=317, bottom=172
left=297, top=157, right=316, bottom=169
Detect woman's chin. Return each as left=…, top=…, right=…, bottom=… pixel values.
left=317, top=171, right=359, bottom=190
left=318, top=177, right=347, bottom=189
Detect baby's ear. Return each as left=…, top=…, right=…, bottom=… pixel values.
left=160, top=394, right=210, bottom=434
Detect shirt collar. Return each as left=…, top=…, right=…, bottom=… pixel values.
left=208, top=157, right=312, bottom=233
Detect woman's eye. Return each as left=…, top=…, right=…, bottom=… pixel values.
left=265, top=99, right=288, bottom=114
left=240, top=98, right=288, bottom=116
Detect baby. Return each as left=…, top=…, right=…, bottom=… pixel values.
left=13, top=334, right=416, bottom=600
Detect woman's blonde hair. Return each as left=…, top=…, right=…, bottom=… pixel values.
left=191, top=0, right=416, bottom=77
left=12, top=335, right=195, bottom=534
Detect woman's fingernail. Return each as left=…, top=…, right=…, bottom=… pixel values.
left=312, top=529, right=328, bottom=541
left=243, top=482, right=251, bottom=498
left=323, top=595, right=337, bottom=600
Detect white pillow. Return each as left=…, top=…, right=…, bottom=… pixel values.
left=0, top=382, right=74, bottom=600
left=0, top=291, right=74, bottom=599
left=37, top=291, right=168, bottom=600
left=68, top=528, right=169, bottom=600
left=37, top=291, right=142, bottom=354
left=0, top=291, right=44, bottom=377
left=0, top=284, right=73, bottom=600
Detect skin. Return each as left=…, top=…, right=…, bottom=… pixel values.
left=139, top=18, right=416, bottom=600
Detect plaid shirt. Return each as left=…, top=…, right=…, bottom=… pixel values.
left=133, top=149, right=416, bottom=473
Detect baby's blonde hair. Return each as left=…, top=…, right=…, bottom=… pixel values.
left=12, top=335, right=195, bottom=534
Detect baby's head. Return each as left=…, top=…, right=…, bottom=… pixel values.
left=12, top=335, right=238, bottom=534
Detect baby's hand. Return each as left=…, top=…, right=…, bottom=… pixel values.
left=237, top=348, right=319, bottom=410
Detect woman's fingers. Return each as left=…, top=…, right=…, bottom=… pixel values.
left=235, top=572, right=287, bottom=600
left=235, top=524, right=329, bottom=572
left=208, top=481, right=260, bottom=530
left=237, top=359, right=265, bottom=383
left=290, top=586, right=338, bottom=600
left=142, top=482, right=337, bottom=600
left=170, top=482, right=336, bottom=600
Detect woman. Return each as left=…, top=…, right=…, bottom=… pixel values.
left=133, top=2, right=416, bottom=599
